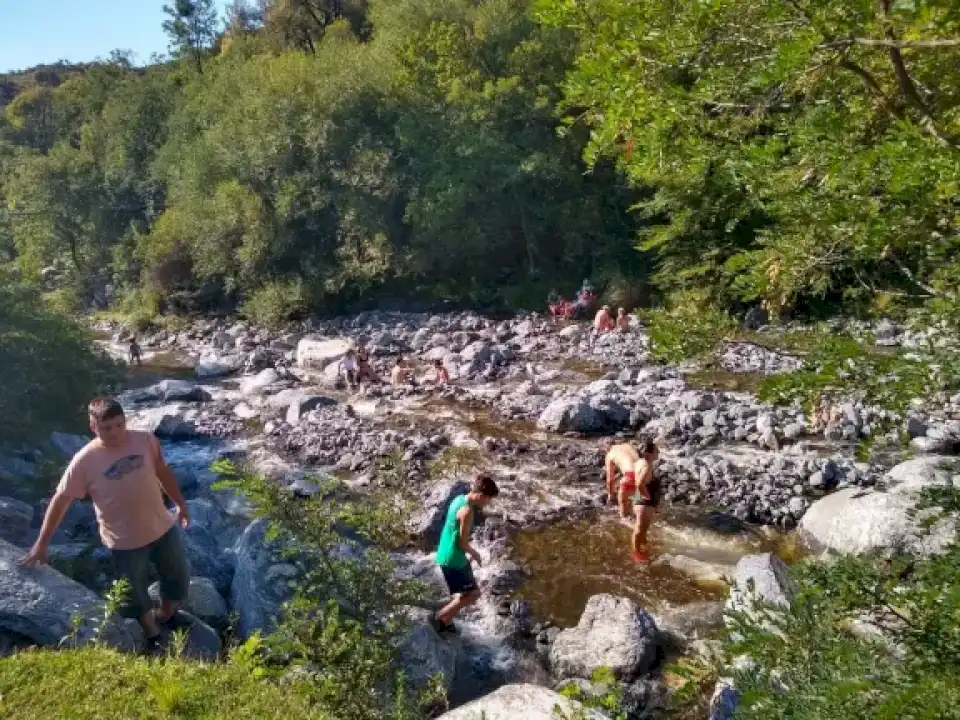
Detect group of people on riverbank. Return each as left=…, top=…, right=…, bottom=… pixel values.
left=338, top=348, right=450, bottom=390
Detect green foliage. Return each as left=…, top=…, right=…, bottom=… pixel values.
left=555, top=667, right=627, bottom=719
left=0, top=646, right=330, bottom=719
left=0, top=275, right=118, bottom=451
left=643, top=306, right=737, bottom=364
left=240, top=279, right=307, bottom=328
left=163, top=0, right=220, bottom=73
left=726, top=540, right=960, bottom=719
left=757, top=330, right=960, bottom=421
left=538, top=0, right=960, bottom=315
left=212, top=460, right=431, bottom=720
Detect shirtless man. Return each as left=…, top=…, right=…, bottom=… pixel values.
left=340, top=348, right=360, bottom=389
left=390, top=356, right=414, bottom=386
left=616, top=308, right=630, bottom=332
left=431, top=358, right=451, bottom=385
left=593, top=305, right=615, bottom=335
left=604, top=439, right=661, bottom=559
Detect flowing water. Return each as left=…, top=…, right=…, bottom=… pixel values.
left=510, top=508, right=798, bottom=628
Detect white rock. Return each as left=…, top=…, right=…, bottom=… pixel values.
left=296, top=337, right=351, bottom=370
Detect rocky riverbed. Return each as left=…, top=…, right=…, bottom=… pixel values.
left=1, top=310, right=958, bottom=717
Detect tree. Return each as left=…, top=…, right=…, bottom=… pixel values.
left=162, top=0, right=220, bottom=73
left=537, top=0, right=960, bottom=315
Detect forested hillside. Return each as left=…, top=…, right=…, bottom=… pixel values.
left=0, top=0, right=957, bottom=323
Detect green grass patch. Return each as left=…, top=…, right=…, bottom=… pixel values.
left=427, top=446, right=486, bottom=480
left=0, top=646, right=329, bottom=719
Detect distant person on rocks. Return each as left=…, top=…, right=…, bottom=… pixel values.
left=593, top=305, right=615, bottom=335
left=128, top=336, right=143, bottom=366
left=340, top=348, right=360, bottom=389
left=547, top=288, right=560, bottom=306
left=356, top=347, right=378, bottom=384
left=604, top=439, right=661, bottom=562
left=432, top=473, right=500, bottom=634
left=616, top=308, right=631, bottom=332
left=20, top=397, right=191, bottom=650
left=431, top=358, right=451, bottom=385
left=391, top=356, right=414, bottom=386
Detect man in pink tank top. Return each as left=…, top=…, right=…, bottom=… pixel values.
left=20, top=397, right=191, bottom=647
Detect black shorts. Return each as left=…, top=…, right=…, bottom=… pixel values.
left=440, top=564, right=477, bottom=595
left=636, top=479, right=663, bottom=508
left=111, top=525, right=190, bottom=619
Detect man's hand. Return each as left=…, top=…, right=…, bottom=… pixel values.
left=176, top=503, right=191, bottom=529
left=469, top=548, right=483, bottom=567
left=18, top=542, right=49, bottom=567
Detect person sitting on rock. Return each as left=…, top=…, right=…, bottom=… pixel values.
left=593, top=305, right=615, bottom=334
left=431, top=358, right=451, bottom=385
left=356, top=347, right=378, bottom=384
left=128, top=336, right=143, bottom=366
left=604, top=438, right=661, bottom=562
left=390, top=356, right=414, bottom=386
left=616, top=307, right=631, bottom=332
left=20, top=397, right=191, bottom=651
left=339, top=348, right=360, bottom=389
left=432, top=473, right=500, bottom=634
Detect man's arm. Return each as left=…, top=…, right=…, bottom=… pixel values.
left=19, top=492, right=74, bottom=566
left=153, top=440, right=190, bottom=528
left=457, top=506, right=481, bottom=566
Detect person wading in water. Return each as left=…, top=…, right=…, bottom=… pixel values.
left=604, top=438, right=661, bottom=562
left=431, top=473, right=499, bottom=634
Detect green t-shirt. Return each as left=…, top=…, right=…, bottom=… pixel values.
left=435, top=494, right=470, bottom=569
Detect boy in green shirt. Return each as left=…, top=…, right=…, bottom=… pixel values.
left=431, top=473, right=500, bottom=634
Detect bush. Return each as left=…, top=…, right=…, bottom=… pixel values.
left=240, top=280, right=306, bottom=329
left=0, top=277, right=118, bottom=451
left=0, top=645, right=330, bottom=719
left=642, top=306, right=737, bottom=364
left=724, top=489, right=960, bottom=720
left=212, top=461, right=434, bottom=720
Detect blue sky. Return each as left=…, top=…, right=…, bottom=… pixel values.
left=0, top=1, right=178, bottom=73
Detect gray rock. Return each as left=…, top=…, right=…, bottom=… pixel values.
left=537, top=394, right=629, bottom=435
left=682, top=392, right=716, bottom=412
left=906, top=416, right=928, bottom=439
left=240, top=368, right=280, bottom=395
left=153, top=414, right=198, bottom=440
left=154, top=379, right=210, bottom=403
left=410, top=480, right=471, bottom=549
left=232, top=519, right=293, bottom=639
left=49, top=432, right=89, bottom=460
left=296, top=337, right=351, bottom=370
left=783, top=423, right=805, bottom=441
left=885, top=456, right=960, bottom=494
left=159, top=610, right=221, bottom=661
left=149, top=578, right=229, bottom=630
left=0, top=539, right=142, bottom=651
left=181, top=525, right=234, bottom=595
left=436, top=684, right=606, bottom=720
left=195, top=358, right=237, bottom=379
left=709, top=679, right=739, bottom=720
left=0, top=497, right=32, bottom=544
left=0, top=455, right=36, bottom=482
left=550, top=594, right=659, bottom=681
left=397, top=608, right=459, bottom=695
left=653, top=601, right=726, bottom=650
left=727, top=553, right=794, bottom=619
left=286, top=394, right=336, bottom=426
left=232, top=402, right=260, bottom=420
left=799, top=486, right=954, bottom=557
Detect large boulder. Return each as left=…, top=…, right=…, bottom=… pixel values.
left=537, top=395, right=629, bottom=434
left=152, top=413, right=198, bottom=441
left=0, top=497, right=32, bottom=544
left=181, top=525, right=234, bottom=596
left=296, top=337, right=351, bottom=371
left=436, top=684, right=607, bottom=720
left=49, top=432, right=89, bottom=461
left=397, top=608, right=459, bottom=696
left=149, top=577, right=229, bottom=630
left=0, top=539, right=142, bottom=651
left=154, top=379, right=210, bottom=403
left=232, top=519, right=296, bottom=639
left=195, top=357, right=238, bottom=379
left=550, top=594, right=659, bottom=681
left=726, top=553, right=795, bottom=624
left=884, top=456, right=960, bottom=495
left=799, top=487, right=954, bottom=557
left=409, top=479, right=471, bottom=549
left=239, top=368, right=281, bottom=395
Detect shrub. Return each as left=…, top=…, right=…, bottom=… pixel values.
left=642, top=306, right=737, bottom=364
left=240, top=279, right=306, bottom=329
left=0, top=277, right=118, bottom=451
